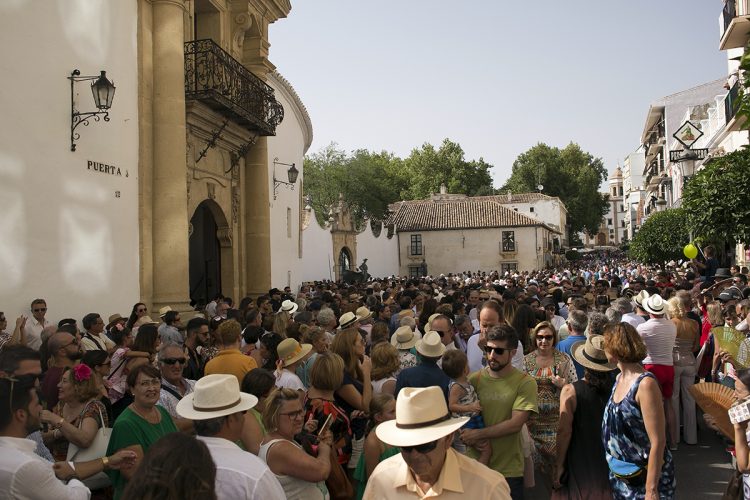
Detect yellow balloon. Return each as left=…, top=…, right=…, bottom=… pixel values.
left=683, top=244, right=698, bottom=259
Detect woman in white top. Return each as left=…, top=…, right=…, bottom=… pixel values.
left=369, top=343, right=399, bottom=396
left=259, top=388, right=333, bottom=500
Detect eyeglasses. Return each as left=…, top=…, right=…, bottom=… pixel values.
left=33, top=308, right=47, bottom=313
left=137, top=308, right=147, bottom=313
left=161, top=357, right=187, bottom=366
left=61, top=338, right=79, bottom=348
left=400, top=439, right=438, bottom=454
left=137, top=378, right=161, bottom=388
left=484, top=345, right=509, bottom=356
left=280, top=409, right=305, bottom=419
left=536, top=335, right=554, bottom=341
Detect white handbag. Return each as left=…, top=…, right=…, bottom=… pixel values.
left=66, top=401, right=112, bottom=490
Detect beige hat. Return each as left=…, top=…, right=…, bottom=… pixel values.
left=426, top=313, right=441, bottom=332
left=391, top=325, right=419, bottom=350
left=643, top=294, right=665, bottom=315
left=277, top=338, right=313, bottom=367
left=398, top=309, right=415, bottom=320
left=107, top=313, right=125, bottom=326
left=633, top=290, right=650, bottom=308
left=158, top=306, right=172, bottom=318
left=176, top=374, right=258, bottom=420
left=356, top=306, right=373, bottom=322
left=134, top=315, right=159, bottom=327
left=571, top=335, right=616, bottom=372
left=279, top=299, right=299, bottom=315
left=376, top=386, right=468, bottom=447
left=416, top=331, right=446, bottom=359
left=339, top=311, right=359, bottom=329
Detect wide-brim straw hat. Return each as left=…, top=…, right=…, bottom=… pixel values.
left=392, top=325, right=419, bottom=350
left=176, top=374, right=258, bottom=420
left=633, top=290, right=650, bottom=308
left=279, top=299, right=299, bottom=315
left=416, top=331, right=445, bottom=358
left=277, top=338, right=312, bottom=367
left=339, top=311, right=359, bottom=329
left=376, top=386, right=468, bottom=447
left=356, top=306, right=373, bottom=322
left=571, top=335, right=616, bottom=372
left=158, top=306, right=172, bottom=318
left=107, top=313, right=125, bottom=326
left=134, top=315, right=159, bottom=327
left=398, top=309, right=414, bottom=320
left=643, top=294, right=665, bottom=315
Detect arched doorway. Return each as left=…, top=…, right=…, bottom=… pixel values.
left=189, top=201, right=225, bottom=308
left=596, top=232, right=607, bottom=246
left=339, top=247, right=352, bottom=279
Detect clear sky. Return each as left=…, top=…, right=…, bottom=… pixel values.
left=269, top=1, right=728, bottom=187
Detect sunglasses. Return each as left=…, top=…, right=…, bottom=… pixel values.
left=484, top=345, right=509, bottom=356
left=33, top=308, right=47, bottom=313
left=400, top=439, right=438, bottom=454
left=161, top=357, right=187, bottom=366
left=536, top=335, right=554, bottom=341
left=137, top=308, right=147, bottom=313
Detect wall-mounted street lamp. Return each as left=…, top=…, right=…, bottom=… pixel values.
left=272, top=157, right=299, bottom=199
left=69, top=69, right=116, bottom=151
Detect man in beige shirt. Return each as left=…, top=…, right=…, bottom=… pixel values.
left=364, top=386, right=510, bottom=499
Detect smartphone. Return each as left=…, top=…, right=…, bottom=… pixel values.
left=318, top=413, right=333, bottom=437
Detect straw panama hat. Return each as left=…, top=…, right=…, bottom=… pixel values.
left=416, top=331, right=446, bottom=358
left=107, top=313, right=125, bottom=326
left=398, top=309, right=415, bottom=320
left=176, top=374, right=258, bottom=420
left=339, top=311, right=359, bottom=329
left=158, top=306, right=172, bottom=318
left=279, top=299, right=298, bottom=315
left=277, top=338, right=312, bottom=367
left=391, top=326, right=419, bottom=350
left=571, top=335, right=616, bottom=372
left=356, top=306, right=373, bottom=322
left=633, top=290, right=650, bottom=308
left=643, top=294, right=666, bottom=315
left=376, top=386, right=469, bottom=447
left=134, top=315, right=159, bottom=327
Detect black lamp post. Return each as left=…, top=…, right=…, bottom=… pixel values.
left=69, top=69, right=116, bottom=151
left=273, top=157, right=299, bottom=199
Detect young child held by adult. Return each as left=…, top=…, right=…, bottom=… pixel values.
left=442, top=349, right=487, bottom=454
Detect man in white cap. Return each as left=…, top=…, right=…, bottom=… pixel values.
left=395, top=331, right=451, bottom=401
left=636, top=293, right=677, bottom=448
left=364, top=386, right=510, bottom=499
left=177, top=374, right=285, bottom=498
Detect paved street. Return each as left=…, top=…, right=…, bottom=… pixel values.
left=673, top=415, right=735, bottom=498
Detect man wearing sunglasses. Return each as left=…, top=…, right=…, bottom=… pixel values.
left=364, top=386, right=510, bottom=499
left=40, top=332, right=84, bottom=410
left=157, top=343, right=195, bottom=432
left=23, top=298, right=52, bottom=351
left=461, top=324, right=538, bottom=500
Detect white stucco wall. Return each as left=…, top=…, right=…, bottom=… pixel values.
left=399, top=227, right=551, bottom=275
left=267, top=72, right=312, bottom=290
left=505, top=199, right=567, bottom=246
left=356, top=221, right=399, bottom=278
left=0, top=1, right=139, bottom=323
left=300, top=214, right=335, bottom=282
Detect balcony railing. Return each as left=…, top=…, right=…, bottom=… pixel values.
left=724, top=0, right=738, bottom=33
left=184, top=39, right=284, bottom=136
left=725, top=81, right=740, bottom=123
left=721, top=1, right=750, bottom=50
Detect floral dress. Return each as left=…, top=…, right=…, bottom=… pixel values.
left=522, top=350, right=577, bottom=472
left=602, top=372, right=676, bottom=499
left=49, top=400, right=108, bottom=461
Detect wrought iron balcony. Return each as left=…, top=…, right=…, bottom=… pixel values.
left=184, top=39, right=283, bottom=136
left=725, top=81, right=740, bottom=123
left=720, top=0, right=750, bottom=50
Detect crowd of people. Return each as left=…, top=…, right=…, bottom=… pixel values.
left=1, top=248, right=750, bottom=499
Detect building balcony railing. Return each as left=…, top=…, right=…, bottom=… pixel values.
left=725, top=81, right=740, bottom=123
left=720, top=0, right=750, bottom=50
left=184, top=39, right=284, bottom=136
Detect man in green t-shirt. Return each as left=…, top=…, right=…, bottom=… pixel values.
left=461, top=324, right=537, bottom=500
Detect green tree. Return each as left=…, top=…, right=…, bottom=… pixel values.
left=400, top=139, right=494, bottom=199
left=628, top=208, right=689, bottom=265
left=682, top=148, right=750, bottom=246
left=303, top=144, right=406, bottom=224
left=501, top=143, right=609, bottom=242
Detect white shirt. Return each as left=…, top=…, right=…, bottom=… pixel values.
left=466, top=334, right=524, bottom=374
left=276, top=369, right=305, bottom=392
left=81, top=331, right=115, bottom=352
left=0, top=436, right=90, bottom=500
left=197, top=436, right=285, bottom=500
left=550, top=315, right=565, bottom=333
left=23, top=317, right=51, bottom=351
left=622, top=312, right=646, bottom=328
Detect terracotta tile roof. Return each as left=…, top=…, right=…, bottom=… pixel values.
left=475, top=193, right=558, bottom=204
left=388, top=198, right=559, bottom=232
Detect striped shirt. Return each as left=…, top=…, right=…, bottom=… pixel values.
left=637, top=318, right=677, bottom=365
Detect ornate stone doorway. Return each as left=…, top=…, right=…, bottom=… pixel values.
left=189, top=200, right=231, bottom=307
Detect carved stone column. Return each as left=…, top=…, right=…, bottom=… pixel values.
left=243, top=136, right=272, bottom=295
left=151, top=0, right=191, bottom=310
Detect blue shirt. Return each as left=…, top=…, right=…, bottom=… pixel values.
left=394, top=358, right=451, bottom=402
left=556, top=334, right=586, bottom=379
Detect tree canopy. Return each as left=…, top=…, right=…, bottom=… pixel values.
left=682, top=148, right=750, bottom=246
left=303, top=140, right=494, bottom=224
left=628, top=208, right=690, bottom=265
left=500, top=142, right=609, bottom=241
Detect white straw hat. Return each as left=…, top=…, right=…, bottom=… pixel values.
left=416, top=331, right=446, bottom=358
left=391, top=325, right=419, bottom=350
left=176, top=374, right=258, bottom=420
